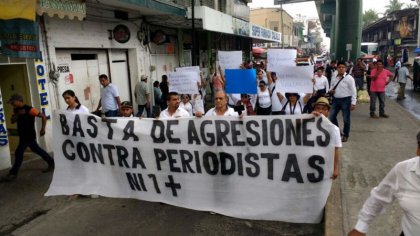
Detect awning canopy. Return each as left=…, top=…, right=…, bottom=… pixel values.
left=36, top=0, right=86, bottom=21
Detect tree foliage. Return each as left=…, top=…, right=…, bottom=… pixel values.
left=385, top=0, right=404, bottom=14
left=363, top=9, right=379, bottom=27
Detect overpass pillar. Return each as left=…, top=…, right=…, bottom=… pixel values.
left=330, top=15, right=337, bottom=59
left=334, top=0, right=362, bottom=62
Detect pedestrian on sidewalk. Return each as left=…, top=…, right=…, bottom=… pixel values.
left=328, top=61, right=357, bottom=142
left=311, top=97, right=342, bottom=179
left=348, top=131, right=420, bottom=236
left=369, top=59, right=394, bottom=118
left=134, top=75, right=151, bottom=118
left=396, top=62, right=413, bottom=101
left=95, top=74, right=121, bottom=117
left=1, top=94, right=55, bottom=182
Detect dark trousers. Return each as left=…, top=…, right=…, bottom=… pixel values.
left=136, top=105, right=151, bottom=117
left=256, top=105, right=272, bottom=115
left=104, top=109, right=119, bottom=117
left=329, top=96, right=352, bottom=138
left=370, top=92, right=386, bottom=116
left=9, top=139, right=54, bottom=176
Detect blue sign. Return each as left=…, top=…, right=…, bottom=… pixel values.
left=0, top=18, right=40, bottom=59
left=225, top=69, right=257, bottom=94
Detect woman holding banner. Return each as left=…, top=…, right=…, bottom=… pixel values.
left=62, top=90, right=89, bottom=114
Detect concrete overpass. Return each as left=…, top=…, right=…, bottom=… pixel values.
left=275, top=0, right=363, bottom=61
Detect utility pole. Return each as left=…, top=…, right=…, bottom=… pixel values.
left=191, top=0, right=196, bottom=66
left=416, top=0, right=420, bottom=48
left=280, top=4, right=284, bottom=48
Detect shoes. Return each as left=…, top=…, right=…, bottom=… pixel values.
left=370, top=114, right=379, bottom=118
left=380, top=114, right=389, bottom=118
left=42, top=164, right=55, bottom=173
left=341, top=137, right=348, bottom=142
left=0, top=174, right=17, bottom=182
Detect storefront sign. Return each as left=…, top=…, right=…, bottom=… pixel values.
left=0, top=19, right=40, bottom=58
left=35, top=58, right=51, bottom=119
left=250, top=24, right=281, bottom=43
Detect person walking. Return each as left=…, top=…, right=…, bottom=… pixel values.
left=134, top=75, right=151, bottom=117
left=62, top=90, right=89, bottom=114
left=328, top=61, right=357, bottom=142
left=95, top=74, right=121, bottom=117
left=348, top=132, right=420, bottom=236
left=159, top=75, right=169, bottom=110
left=1, top=94, right=55, bottom=182
left=369, top=59, right=393, bottom=118
left=396, top=62, right=413, bottom=101
left=352, top=58, right=367, bottom=91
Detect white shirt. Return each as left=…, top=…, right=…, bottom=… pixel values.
left=269, top=83, right=283, bottom=112
left=355, top=157, right=420, bottom=236
left=281, top=95, right=305, bottom=115
left=314, top=75, right=330, bottom=92
left=333, top=125, right=342, bottom=148
left=228, top=93, right=241, bottom=106
left=179, top=102, right=193, bottom=116
left=205, top=107, right=239, bottom=117
left=159, top=107, right=190, bottom=119
left=100, top=83, right=119, bottom=112
left=330, top=73, right=357, bottom=105
left=191, top=96, right=205, bottom=114
left=257, top=87, right=271, bottom=108
left=67, top=104, right=90, bottom=114
left=397, top=66, right=410, bottom=84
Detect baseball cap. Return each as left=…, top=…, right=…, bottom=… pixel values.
left=7, top=94, right=23, bottom=104
left=141, top=75, right=148, bottom=81
left=121, top=101, right=133, bottom=108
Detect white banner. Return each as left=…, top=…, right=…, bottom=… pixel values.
left=0, top=89, right=11, bottom=170
left=267, top=49, right=297, bottom=71
left=274, top=66, right=314, bottom=94
left=218, top=51, right=242, bottom=71
left=47, top=111, right=337, bottom=223
left=168, top=71, right=199, bottom=94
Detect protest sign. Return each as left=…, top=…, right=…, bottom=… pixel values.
left=225, top=69, right=257, bottom=94
left=218, top=51, right=242, bottom=71
left=47, top=111, right=337, bottom=223
left=267, top=49, right=297, bottom=71
left=274, top=66, right=314, bottom=93
left=176, top=66, right=201, bottom=87
left=168, top=71, right=199, bottom=94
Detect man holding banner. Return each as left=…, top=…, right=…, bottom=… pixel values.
left=159, top=92, right=190, bottom=119
left=205, top=91, right=239, bottom=117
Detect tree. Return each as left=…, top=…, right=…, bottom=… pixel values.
left=385, top=0, right=404, bottom=14
left=363, top=9, right=379, bottom=27
left=405, top=3, right=417, bottom=9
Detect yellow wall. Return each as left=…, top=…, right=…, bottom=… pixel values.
left=250, top=8, right=294, bottom=46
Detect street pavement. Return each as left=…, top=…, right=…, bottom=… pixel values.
left=1, top=93, right=419, bottom=236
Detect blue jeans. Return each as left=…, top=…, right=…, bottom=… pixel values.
left=104, top=109, right=119, bottom=117
left=136, top=105, right=151, bottom=117
left=354, top=77, right=364, bottom=90
left=329, top=96, right=352, bottom=138
left=370, top=92, right=385, bottom=116
left=10, top=139, right=54, bottom=176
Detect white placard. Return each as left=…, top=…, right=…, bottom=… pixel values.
left=274, top=66, right=314, bottom=93
left=176, top=66, right=201, bottom=87
left=218, top=51, right=242, bottom=71
left=267, top=49, right=297, bottom=71
left=0, top=89, right=11, bottom=170
left=168, top=71, right=199, bottom=94
left=46, top=111, right=337, bottom=223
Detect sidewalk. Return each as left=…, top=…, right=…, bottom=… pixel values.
left=326, top=95, right=420, bottom=236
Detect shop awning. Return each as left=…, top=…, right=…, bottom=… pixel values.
left=36, top=0, right=86, bottom=21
